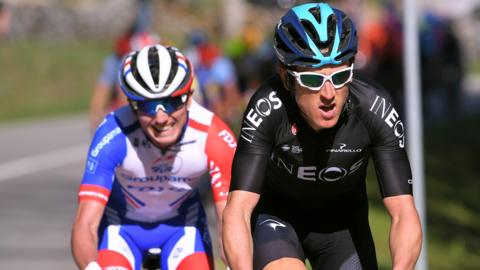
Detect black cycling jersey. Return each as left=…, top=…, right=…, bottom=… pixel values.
left=232, top=73, right=412, bottom=208
left=231, top=74, right=412, bottom=269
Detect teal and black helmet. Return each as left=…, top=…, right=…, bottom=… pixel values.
left=273, top=2, right=358, bottom=68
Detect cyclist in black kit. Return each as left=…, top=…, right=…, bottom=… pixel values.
left=222, top=3, right=422, bottom=270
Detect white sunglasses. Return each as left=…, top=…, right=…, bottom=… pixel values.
left=287, top=64, right=354, bottom=90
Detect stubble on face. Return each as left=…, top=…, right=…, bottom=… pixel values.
left=281, top=64, right=350, bottom=132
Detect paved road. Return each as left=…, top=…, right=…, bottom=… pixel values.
left=0, top=114, right=89, bottom=269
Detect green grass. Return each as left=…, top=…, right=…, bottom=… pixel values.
left=367, top=116, right=480, bottom=269
left=470, top=60, right=480, bottom=75
left=422, top=116, right=480, bottom=269
left=0, top=39, right=110, bottom=123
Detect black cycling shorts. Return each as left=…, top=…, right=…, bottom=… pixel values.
left=252, top=213, right=378, bottom=270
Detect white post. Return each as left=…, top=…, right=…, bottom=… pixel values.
left=403, top=0, right=428, bottom=269
left=222, top=0, right=246, bottom=39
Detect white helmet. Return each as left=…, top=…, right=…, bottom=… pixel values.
left=119, top=45, right=194, bottom=101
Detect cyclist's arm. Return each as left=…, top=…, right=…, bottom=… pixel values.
left=222, top=84, right=280, bottom=269
left=361, top=84, right=421, bottom=269
left=72, top=114, right=125, bottom=269
left=204, top=113, right=237, bottom=264
left=383, top=195, right=422, bottom=270
left=223, top=190, right=260, bottom=270
left=223, top=152, right=267, bottom=270
left=71, top=200, right=105, bottom=269
left=214, top=200, right=228, bottom=263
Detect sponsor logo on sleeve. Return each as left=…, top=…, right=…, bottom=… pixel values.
left=90, top=127, right=121, bottom=157
left=218, top=129, right=237, bottom=148
left=240, top=91, right=282, bottom=143
left=86, top=158, right=98, bottom=174
left=369, top=95, right=405, bottom=148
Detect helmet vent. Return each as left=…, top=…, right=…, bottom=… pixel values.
left=335, top=15, right=357, bottom=62
left=338, top=16, right=352, bottom=50
left=301, top=20, right=323, bottom=52
left=274, top=32, right=293, bottom=53
left=282, top=23, right=310, bottom=55
left=147, top=47, right=160, bottom=88
left=321, top=15, right=337, bottom=54
left=164, top=48, right=178, bottom=90
left=131, top=54, right=150, bottom=91
left=308, top=7, right=322, bottom=25
left=296, top=57, right=321, bottom=66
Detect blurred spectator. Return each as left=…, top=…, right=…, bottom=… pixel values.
left=184, top=29, right=208, bottom=68
left=442, top=19, right=464, bottom=120
left=420, top=12, right=464, bottom=122
left=222, top=20, right=277, bottom=125
left=135, top=0, right=153, bottom=33
left=232, top=21, right=277, bottom=97
left=185, top=30, right=242, bottom=126
left=0, top=1, right=12, bottom=40
left=356, top=2, right=404, bottom=114
left=356, top=3, right=465, bottom=123
left=89, top=30, right=159, bottom=131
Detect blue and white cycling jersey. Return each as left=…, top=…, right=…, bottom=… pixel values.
left=78, top=100, right=237, bottom=223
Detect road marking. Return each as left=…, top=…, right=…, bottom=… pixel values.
left=0, top=143, right=89, bottom=182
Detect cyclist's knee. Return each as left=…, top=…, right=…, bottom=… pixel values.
left=176, top=252, right=212, bottom=270
left=262, top=257, right=307, bottom=270
left=98, top=249, right=134, bottom=270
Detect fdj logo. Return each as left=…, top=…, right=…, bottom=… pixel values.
left=369, top=95, right=405, bottom=148
left=218, top=129, right=237, bottom=148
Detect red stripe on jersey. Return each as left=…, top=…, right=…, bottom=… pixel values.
left=78, top=184, right=110, bottom=205
left=189, top=119, right=209, bottom=133
left=209, top=160, right=229, bottom=201
left=205, top=115, right=236, bottom=202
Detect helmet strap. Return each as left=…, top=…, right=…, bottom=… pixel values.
left=279, top=64, right=294, bottom=93
left=129, top=100, right=139, bottom=112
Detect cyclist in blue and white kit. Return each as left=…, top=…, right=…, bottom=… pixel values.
left=72, top=45, right=236, bottom=270
left=223, top=3, right=422, bottom=270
